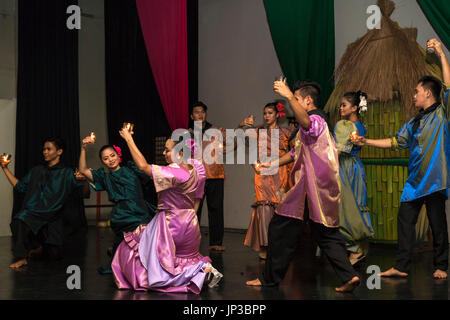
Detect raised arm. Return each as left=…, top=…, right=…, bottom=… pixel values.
left=1, top=163, right=19, bottom=187
left=428, top=39, right=450, bottom=85
left=119, top=128, right=152, bottom=177
left=78, top=136, right=94, bottom=183
left=273, top=81, right=311, bottom=130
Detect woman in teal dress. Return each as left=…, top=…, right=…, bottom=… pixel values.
left=78, top=135, right=154, bottom=272
left=335, top=91, right=374, bottom=265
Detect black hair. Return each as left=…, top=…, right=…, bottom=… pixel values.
left=264, top=102, right=279, bottom=113
left=343, top=90, right=368, bottom=112
left=43, top=137, right=66, bottom=151
left=98, top=145, right=118, bottom=160
left=190, top=101, right=208, bottom=113
left=418, top=76, right=443, bottom=102
left=292, top=80, right=321, bottom=107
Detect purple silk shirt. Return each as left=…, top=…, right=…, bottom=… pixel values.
left=276, top=115, right=341, bottom=228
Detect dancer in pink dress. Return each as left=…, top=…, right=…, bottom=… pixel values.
left=112, top=128, right=222, bottom=293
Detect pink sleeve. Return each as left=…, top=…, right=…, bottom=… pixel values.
left=188, top=159, right=206, bottom=199
left=151, top=164, right=190, bottom=193
left=290, top=148, right=295, bottom=159
left=300, top=115, right=326, bottom=138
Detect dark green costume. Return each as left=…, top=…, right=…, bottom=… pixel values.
left=11, top=162, right=84, bottom=259
left=90, top=161, right=154, bottom=253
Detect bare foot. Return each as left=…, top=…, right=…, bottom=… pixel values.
left=379, top=267, right=408, bottom=278
left=9, top=259, right=28, bottom=269
left=258, top=251, right=267, bottom=260
left=205, top=267, right=212, bottom=273
left=246, top=278, right=262, bottom=286
left=433, top=269, right=448, bottom=279
left=335, top=276, right=360, bottom=293
left=209, top=245, right=225, bottom=252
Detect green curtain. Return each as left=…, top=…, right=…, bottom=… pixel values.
left=417, top=0, right=450, bottom=49
left=263, top=0, right=335, bottom=107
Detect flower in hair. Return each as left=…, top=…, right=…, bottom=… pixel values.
left=275, top=102, right=286, bottom=118
left=113, top=145, right=123, bottom=163
left=359, top=95, right=368, bottom=114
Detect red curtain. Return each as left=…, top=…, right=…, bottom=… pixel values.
left=136, top=0, right=188, bottom=131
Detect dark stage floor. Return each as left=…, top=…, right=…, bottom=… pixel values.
left=0, top=226, right=448, bottom=300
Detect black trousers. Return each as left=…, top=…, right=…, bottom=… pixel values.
left=261, top=211, right=358, bottom=286
left=197, top=179, right=224, bottom=246
left=10, top=219, right=62, bottom=261
left=395, top=191, right=449, bottom=273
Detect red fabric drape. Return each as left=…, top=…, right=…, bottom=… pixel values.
left=136, top=0, right=188, bottom=131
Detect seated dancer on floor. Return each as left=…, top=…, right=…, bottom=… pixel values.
left=78, top=134, right=154, bottom=274
left=351, top=38, right=450, bottom=280
left=1, top=137, right=89, bottom=269
left=246, top=80, right=360, bottom=293
left=111, top=128, right=223, bottom=293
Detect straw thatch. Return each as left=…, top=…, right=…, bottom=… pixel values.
left=325, top=0, right=443, bottom=120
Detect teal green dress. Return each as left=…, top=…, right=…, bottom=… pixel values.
left=90, top=161, right=153, bottom=236
left=334, top=120, right=374, bottom=255
left=13, top=162, right=84, bottom=246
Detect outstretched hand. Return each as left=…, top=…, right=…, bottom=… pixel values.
left=350, top=135, right=366, bottom=146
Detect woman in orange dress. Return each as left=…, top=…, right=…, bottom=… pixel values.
left=239, top=102, right=293, bottom=259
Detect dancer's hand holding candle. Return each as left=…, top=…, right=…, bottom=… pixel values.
left=119, top=127, right=133, bottom=142
left=350, top=133, right=366, bottom=146
left=74, top=169, right=86, bottom=181
left=82, top=135, right=95, bottom=147
left=0, top=154, right=11, bottom=168
left=239, top=115, right=254, bottom=129
left=90, top=132, right=96, bottom=142
left=349, top=131, right=359, bottom=140
left=273, top=78, right=292, bottom=99
left=123, top=122, right=135, bottom=135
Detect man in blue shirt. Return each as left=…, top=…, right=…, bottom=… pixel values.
left=351, top=39, right=450, bottom=279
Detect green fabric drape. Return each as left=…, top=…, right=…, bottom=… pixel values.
left=263, top=0, right=335, bottom=106
left=417, top=0, right=450, bottom=49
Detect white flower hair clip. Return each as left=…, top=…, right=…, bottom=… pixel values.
left=359, top=95, right=368, bottom=113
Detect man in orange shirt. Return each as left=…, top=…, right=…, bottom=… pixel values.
left=190, top=101, right=226, bottom=252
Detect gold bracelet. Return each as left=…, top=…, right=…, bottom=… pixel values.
left=390, top=137, right=399, bottom=151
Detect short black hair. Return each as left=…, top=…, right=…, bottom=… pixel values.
left=418, top=76, right=443, bottom=102
left=190, top=101, right=208, bottom=113
left=43, top=136, right=66, bottom=151
left=292, top=80, right=321, bottom=107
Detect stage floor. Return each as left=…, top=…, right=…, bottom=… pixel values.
left=0, top=226, right=448, bottom=300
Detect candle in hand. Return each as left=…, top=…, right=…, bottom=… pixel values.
left=123, top=123, right=135, bottom=134
left=350, top=131, right=359, bottom=140
left=90, top=132, right=96, bottom=142
left=1, top=153, right=11, bottom=166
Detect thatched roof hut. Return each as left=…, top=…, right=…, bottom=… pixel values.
left=325, top=0, right=443, bottom=121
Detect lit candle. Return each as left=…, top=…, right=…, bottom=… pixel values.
left=123, top=122, right=135, bottom=134
left=90, top=132, right=96, bottom=142
left=1, top=153, right=11, bottom=165
left=350, top=131, right=358, bottom=140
